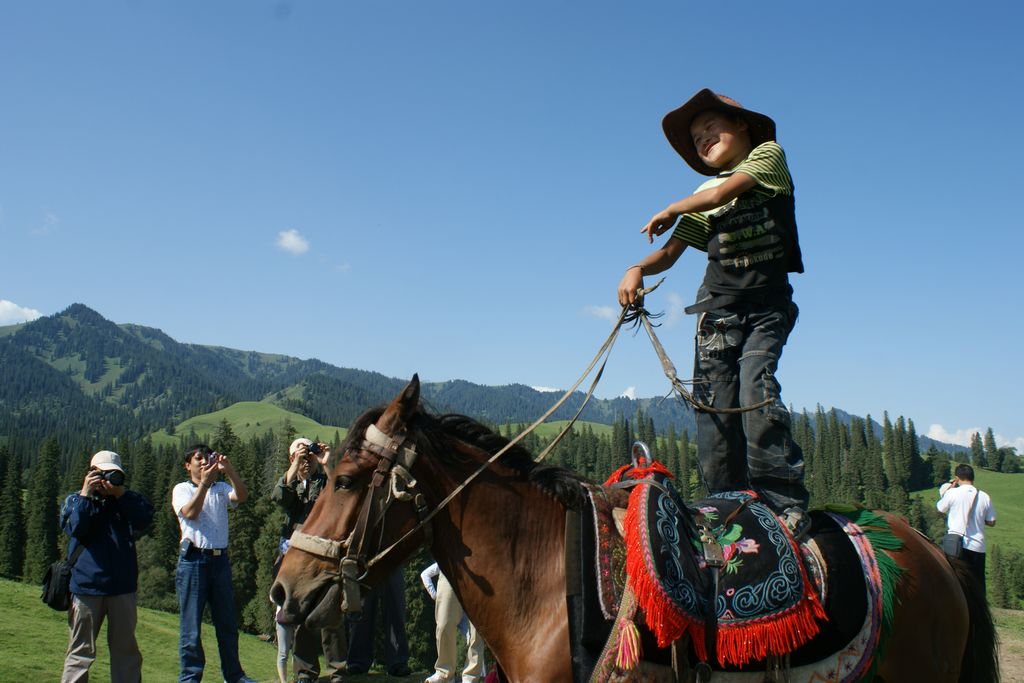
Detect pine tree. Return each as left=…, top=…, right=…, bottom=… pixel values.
left=131, top=438, right=158, bottom=507
left=907, top=419, right=928, bottom=488
left=23, top=437, right=63, bottom=583
left=891, top=416, right=909, bottom=489
left=907, top=497, right=928, bottom=534
left=137, top=444, right=182, bottom=611
left=886, top=484, right=909, bottom=518
left=680, top=429, right=696, bottom=500
left=241, top=497, right=282, bottom=635
left=665, top=424, right=680, bottom=477
left=999, top=447, right=1019, bottom=473
left=809, top=406, right=830, bottom=506
left=847, top=417, right=868, bottom=501
left=989, top=545, right=1010, bottom=609
left=983, top=428, right=999, bottom=471
left=882, top=412, right=896, bottom=486
left=215, top=424, right=260, bottom=625
left=863, top=416, right=886, bottom=509
left=403, top=549, right=437, bottom=670
left=970, top=432, right=985, bottom=468
left=0, top=447, right=26, bottom=578
left=61, top=447, right=91, bottom=498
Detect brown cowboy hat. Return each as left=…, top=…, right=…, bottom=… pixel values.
left=662, top=88, right=776, bottom=176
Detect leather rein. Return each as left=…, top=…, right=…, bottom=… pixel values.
left=284, top=284, right=767, bottom=612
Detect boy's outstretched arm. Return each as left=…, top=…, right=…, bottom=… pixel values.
left=641, top=172, right=757, bottom=242
left=617, top=238, right=686, bottom=307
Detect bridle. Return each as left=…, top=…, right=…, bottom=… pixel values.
left=287, top=423, right=431, bottom=613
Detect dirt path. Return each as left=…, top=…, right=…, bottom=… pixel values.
left=996, top=609, right=1024, bottom=682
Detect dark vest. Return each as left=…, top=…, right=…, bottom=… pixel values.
left=702, top=191, right=804, bottom=301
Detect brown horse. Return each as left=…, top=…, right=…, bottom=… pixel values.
left=271, top=376, right=998, bottom=682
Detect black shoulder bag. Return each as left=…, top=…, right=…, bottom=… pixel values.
left=41, top=544, right=86, bottom=611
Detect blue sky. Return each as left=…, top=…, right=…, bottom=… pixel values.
left=2, top=1, right=1022, bottom=452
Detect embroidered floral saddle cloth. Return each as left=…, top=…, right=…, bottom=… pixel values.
left=623, top=482, right=825, bottom=666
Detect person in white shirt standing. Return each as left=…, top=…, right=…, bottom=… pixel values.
left=937, top=463, right=997, bottom=589
left=172, top=444, right=256, bottom=683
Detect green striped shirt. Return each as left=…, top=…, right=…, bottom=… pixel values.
left=671, top=141, right=793, bottom=252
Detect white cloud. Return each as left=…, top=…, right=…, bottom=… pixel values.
left=30, top=210, right=59, bottom=236
left=275, top=228, right=310, bottom=255
left=665, top=291, right=684, bottom=327
left=620, top=386, right=637, bottom=399
left=927, top=423, right=1024, bottom=453
left=531, top=386, right=559, bottom=393
left=583, top=305, right=617, bottom=322
left=926, top=424, right=981, bottom=447
left=0, top=299, right=42, bottom=325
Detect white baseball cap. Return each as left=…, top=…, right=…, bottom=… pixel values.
left=90, top=450, right=125, bottom=473
left=289, top=438, right=313, bottom=456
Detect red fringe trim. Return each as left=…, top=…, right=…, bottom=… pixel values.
left=603, top=464, right=633, bottom=487
left=623, top=484, right=827, bottom=668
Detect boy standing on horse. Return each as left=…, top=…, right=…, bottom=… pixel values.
left=617, top=89, right=809, bottom=537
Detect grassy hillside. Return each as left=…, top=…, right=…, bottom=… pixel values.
left=964, top=468, right=1023, bottom=554
left=151, top=401, right=348, bottom=448
left=150, top=400, right=612, bottom=452
left=511, top=419, right=614, bottom=440
left=912, top=468, right=1024, bottom=554
left=0, top=577, right=279, bottom=682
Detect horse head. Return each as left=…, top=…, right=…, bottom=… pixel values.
left=271, top=374, right=431, bottom=628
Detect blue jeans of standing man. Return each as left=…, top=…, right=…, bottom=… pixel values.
left=692, top=294, right=808, bottom=512
left=345, top=569, right=409, bottom=673
left=176, top=551, right=245, bottom=683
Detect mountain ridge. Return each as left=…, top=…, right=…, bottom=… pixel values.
left=0, top=303, right=967, bottom=454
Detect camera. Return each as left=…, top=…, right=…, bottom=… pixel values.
left=205, top=452, right=221, bottom=466
left=308, top=442, right=322, bottom=456
left=100, top=469, right=125, bottom=487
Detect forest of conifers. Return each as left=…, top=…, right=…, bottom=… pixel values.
left=0, top=406, right=1020, bottom=669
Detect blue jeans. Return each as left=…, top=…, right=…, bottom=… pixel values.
left=692, top=293, right=808, bottom=512
left=176, top=551, right=244, bottom=683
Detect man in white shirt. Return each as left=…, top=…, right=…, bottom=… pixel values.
left=172, top=444, right=255, bottom=683
left=936, top=463, right=996, bottom=589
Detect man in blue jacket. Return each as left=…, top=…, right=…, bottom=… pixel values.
left=60, top=449, right=154, bottom=683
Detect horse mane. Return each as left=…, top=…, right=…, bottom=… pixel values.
left=340, top=405, right=586, bottom=510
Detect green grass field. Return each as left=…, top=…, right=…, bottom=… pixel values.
left=0, top=578, right=428, bottom=682
left=151, top=401, right=348, bottom=449
left=0, top=577, right=279, bottom=682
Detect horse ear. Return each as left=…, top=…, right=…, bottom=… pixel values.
left=379, top=374, right=420, bottom=434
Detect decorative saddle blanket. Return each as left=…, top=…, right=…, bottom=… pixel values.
left=582, top=479, right=901, bottom=682
left=624, top=480, right=825, bottom=667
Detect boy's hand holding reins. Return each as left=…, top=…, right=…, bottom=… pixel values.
left=618, top=266, right=645, bottom=307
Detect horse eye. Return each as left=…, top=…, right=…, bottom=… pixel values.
left=335, top=476, right=354, bottom=491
